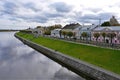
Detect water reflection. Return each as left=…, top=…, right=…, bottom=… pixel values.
left=0, top=32, right=85, bottom=80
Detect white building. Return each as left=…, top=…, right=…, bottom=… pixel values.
left=32, top=28, right=44, bottom=37
left=76, top=25, right=98, bottom=40
left=51, top=29, right=61, bottom=38
left=62, top=23, right=81, bottom=38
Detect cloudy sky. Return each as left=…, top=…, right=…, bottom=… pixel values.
left=0, top=0, right=120, bottom=29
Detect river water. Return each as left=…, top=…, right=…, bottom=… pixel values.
left=0, top=32, right=85, bottom=80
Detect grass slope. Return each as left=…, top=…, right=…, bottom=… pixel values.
left=17, top=32, right=120, bottom=75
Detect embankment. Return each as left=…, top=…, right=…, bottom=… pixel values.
left=15, top=34, right=120, bottom=80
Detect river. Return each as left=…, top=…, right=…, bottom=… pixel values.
left=0, top=32, right=85, bottom=80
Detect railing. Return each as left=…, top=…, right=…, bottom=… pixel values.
left=50, top=37, right=120, bottom=50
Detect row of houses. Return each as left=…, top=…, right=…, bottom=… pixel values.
left=27, top=23, right=120, bottom=44
left=50, top=24, right=120, bottom=44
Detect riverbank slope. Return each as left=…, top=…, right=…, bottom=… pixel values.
left=15, top=32, right=120, bottom=80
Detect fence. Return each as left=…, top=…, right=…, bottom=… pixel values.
left=50, top=37, right=120, bottom=50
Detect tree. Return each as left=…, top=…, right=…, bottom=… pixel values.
left=101, top=32, right=106, bottom=43
left=107, top=32, right=116, bottom=43
left=48, top=24, right=62, bottom=30
left=118, top=34, right=120, bottom=42
left=61, top=31, right=67, bottom=38
left=81, top=32, right=88, bottom=40
left=101, top=21, right=110, bottom=26
left=67, top=31, right=73, bottom=39
left=59, top=30, right=62, bottom=38
left=93, top=33, right=100, bottom=41
left=73, top=32, right=76, bottom=38
left=44, top=30, right=51, bottom=35
left=36, top=26, right=42, bottom=28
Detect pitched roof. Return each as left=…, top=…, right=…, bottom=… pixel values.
left=62, top=23, right=80, bottom=30
left=93, top=26, right=120, bottom=31
left=51, top=29, right=62, bottom=31
left=80, top=25, right=97, bottom=31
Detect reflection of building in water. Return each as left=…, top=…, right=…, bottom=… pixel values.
left=53, top=68, right=85, bottom=80
left=110, top=16, right=119, bottom=26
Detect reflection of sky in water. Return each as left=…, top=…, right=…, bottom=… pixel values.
left=0, top=32, right=85, bottom=80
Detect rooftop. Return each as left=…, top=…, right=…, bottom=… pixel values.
left=94, top=26, right=120, bottom=31
left=62, top=23, right=80, bottom=30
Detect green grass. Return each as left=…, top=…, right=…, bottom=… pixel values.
left=16, top=32, right=120, bottom=75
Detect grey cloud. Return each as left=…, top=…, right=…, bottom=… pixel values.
left=54, top=68, right=84, bottom=80
left=86, top=8, right=102, bottom=13
left=50, top=2, right=73, bottom=13
left=81, top=14, right=98, bottom=20
left=0, top=1, right=73, bottom=24
left=72, top=11, right=116, bottom=25
left=98, top=12, right=116, bottom=20
left=23, top=2, right=41, bottom=12
left=0, top=1, right=49, bottom=23
left=20, top=15, right=48, bottom=23
left=30, top=16, right=48, bottom=23
left=73, top=13, right=98, bottom=24
left=2, top=1, right=18, bottom=15
left=45, top=12, right=65, bottom=18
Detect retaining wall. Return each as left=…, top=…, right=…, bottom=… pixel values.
left=15, top=34, right=120, bottom=80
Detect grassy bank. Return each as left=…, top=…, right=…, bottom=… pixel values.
left=16, top=32, right=120, bottom=75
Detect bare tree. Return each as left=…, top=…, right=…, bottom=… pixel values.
left=61, top=31, right=67, bottom=38
left=93, top=33, right=100, bottom=42
left=67, top=31, right=73, bottom=39
left=101, top=32, right=106, bottom=43
left=107, top=32, right=116, bottom=43
left=81, top=32, right=88, bottom=41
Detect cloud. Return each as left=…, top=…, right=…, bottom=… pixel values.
left=23, top=2, right=41, bottom=12
left=0, top=0, right=120, bottom=29
left=1, top=1, right=18, bottom=15
left=86, top=8, right=102, bottom=13
left=45, top=12, right=65, bottom=19
left=50, top=2, right=73, bottom=13
left=98, top=12, right=116, bottom=21
left=15, top=14, right=48, bottom=23
left=71, top=10, right=117, bottom=25
left=54, top=68, right=85, bottom=80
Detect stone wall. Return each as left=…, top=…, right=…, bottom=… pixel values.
left=15, top=34, right=120, bottom=80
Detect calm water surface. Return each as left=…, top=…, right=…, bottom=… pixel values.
left=0, top=32, right=85, bottom=80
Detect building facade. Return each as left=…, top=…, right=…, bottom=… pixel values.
left=76, top=25, right=98, bottom=40
left=92, top=26, right=120, bottom=44
left=51, top=29, right=61, bottom=37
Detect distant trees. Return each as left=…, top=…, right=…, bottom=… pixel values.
left=48, top=24, right=62, bottom=30
left=36, top=24, right=62, bottom=36
left=44, top=30, right=51, bottom=35
left=81, top=32, right=88, bottom=40
left=107, top=32, right=116, bottom=43
left=117, top=34, right=120, bottom=42
left=101, top=16, right=120, bottom=26
left=61, top=31, right=67, bottom=38
left=73, top=32, right=76, bottom=39
left=67, top=31, right=73, bottom=39
left=101, top=21, right=110, bottom=26
left=20, top=30, right=32, bottom=34
left=61, top=31, right=75, bottom=39
left=93, top=33, right=100, bottom=41
left=101, top=32, right=106, bottom=42
left=92, top=32, right=116, bottom=44
left=36, top=26, right=42, bottom=28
